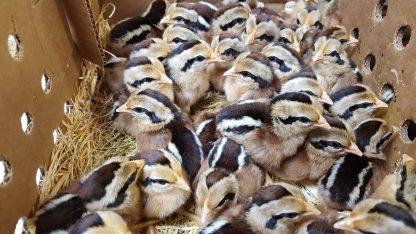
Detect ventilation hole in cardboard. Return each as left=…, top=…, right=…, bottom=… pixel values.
left=15, top=217, right=30, bottom=234
left=374, top=0, right=388, bottom=22
left=52, top=128, right=62, bottom=144
left=64, top=100, right=72, bottom=115
left=0, top=160, right=12, bottom=186
left=400, top=119, right=416, bottom=143
left=36, top=167, right=45, bottom=187
left=380, top=83, right=395, bottom=104
left=20, top=112, right=33, bottom=134
left=363, top=54, right=376, bottom=73
left=40, top=73, right=52, bottom=94
left=7, top=34, right=23, bottom=61
left=351, top=28, right=359, bottom=39
left=394, top=25, right=412, bottom=50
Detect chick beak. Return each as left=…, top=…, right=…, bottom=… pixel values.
left=175, top=177, right=191, bottom=192
left=131, top=159, right=145, bottom=169
left=319, top=92, right=333, bottom=105
left=314, top=116, right=331, bottom=129
left=116, top=104, right=130, bottom=113
left=159, top=72, right=173, bottom=84
left=207, top=56, right=224, bottom=64
left=200, top=205, right=211, bottom=224
left=345, top=143, right=363, bottom=156
left=392, top=126, right=400, bottom=135
left=346, top=36, right=359, bottom=47
left=402, top=154, right=414, bottom=164
left=333, top=218, right=357, bottom=232
left=374, top=99, right=388, bottom=109
left=245, top=31, right=256, bottom=45
left=224, top=66, right=239, bottom=78
left=291, top=41, right=301, bottom=53
left=160, top=16, right=173, bottom=25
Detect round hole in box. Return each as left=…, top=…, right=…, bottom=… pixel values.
left=20, top=112, right=33, bottom=134
left=363, top=54, right=376, bottom=73
left=14, top=217, right=32, bottom=234
left=0, top=160, right=12, bottom=186
left=400, top=119, right=416, bottom=143
left=394, top=25, right=412, bottom=50
left=374, top=0, right=388, bottom=22
left=40, top=74, right=52, bottom=94
left=380, top=83, right=395, bottom=104
left=36, top=167, right=45, bottom=187
left=52, top=128, right=62, bottom=144
left=64, top=100, right=72, bottom=115
left=7, top=34, right=23, bottom=61
left=351, top=28, right=359, bottom=39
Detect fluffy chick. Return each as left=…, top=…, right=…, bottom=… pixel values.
left=223, top=51, right=281, bottom=102
left=104, top=57, right=128, bottom=92
left=68, top=211, right=131, bottom=234
left=244, top=13, right=280, bottom=51
left=278, top=27, right=305, bottom=54
left=116, top=89, right=203, bottom=182
left=129, top=38, right=170, bottom=62
left=131, top=149, right=191, bottom=219
left=162, top=23, right=200, bottom=49
left=210, top=3, right=251, bottom=36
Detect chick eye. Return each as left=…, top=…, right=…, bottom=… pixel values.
left=257, top=34, right=274, bottom=42
left=195, top=55, right=205, bottom=61
left=157, top=56, right=165, bottom=61
left=328, top=141, right=343, bottom=149
left=376, top=133, right=393, bottom=149
left=339, top=39, right=348, bottom=44
left=222, top=48, right=238, bottom=57
left=282, top=212, right=299, bottom=219
left=298, top=116, right=312, bottom=123
left=278, top=37, right=290, bottom=44
left=235, top=17, right=245, bottom=24
left=172, top=37, right=186, bottom=43
left=174, top=16, right=185, bottom=22
left=156, top=179, right=169, bottom=185
left=300, top=90, right=317, bottom=97
left=313, top=21, right=323, bottom=30
left=215, top=192, right=235, bottom=208
left=328, top=51, right=339, bottom=57
left=296, top=18, right=301, bottom=26
left=240, top=71, right=254, bottom=77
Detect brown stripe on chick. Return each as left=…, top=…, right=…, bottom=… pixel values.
left=315, top=27, right=343, bottom=39
left=250, top=184, right=291, bottom=207
left=306, top=220, right=344, bottom=234
left=271, top=92, right=312, bottom=105
left=206, top=169, right=231, bottom=188
left=219, top=32, right=241, bottom=41
left=214, top=3, right=241, bottom=18
left=288, top=71, right=317, bottom=81
left=177, top=2, right=215, bottom=23
left=209, top=138, right=246, bottom=172
left=169, top=39, right=201, bottom=57
left=252, top=7, right=278, bottom=17
left=354, top=120, right=382, bottom=152
left=132, top=38, right=155, bottom=50
left=131, top=150, right=171, bottom=167
left=68, top=212, right=104, bottom=234
left=273, top=42, right=303, bottom=64
left=216, top=101, right=271, bottom=126
left=142, top=0, right=168, bottom=24
left=110, top=17, right=150, bottom=40
left=324, top=116, right=347, bottom=130
left=247, top=52, right=273, bottom=68
left=125, top=56, right=152, bottom=70
left=369, top=202, right=416, bottom=228
left=330, top=85, right=367, bottom=103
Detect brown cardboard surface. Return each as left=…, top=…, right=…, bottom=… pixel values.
left=0, top=0, right=81, bottom=232
left=338, top=0, right=416, bottom=164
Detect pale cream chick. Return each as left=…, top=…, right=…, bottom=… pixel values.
left=261, top=43, right=302, bottom=81
left=278, top=27, right=305, bottom=53
left=68, top=211, right=132, bottom=234
left=162, top=24, right=200, bottom=49
left=244, top=14, right=280, bottom=51
left=104, top=57, right=128, bottom=92
left=210, top=3, right=251, bottom=36
left=129, top=38, right=170, bottom=61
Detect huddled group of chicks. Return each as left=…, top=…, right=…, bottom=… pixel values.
left=28, top=0, right=416, bottom=233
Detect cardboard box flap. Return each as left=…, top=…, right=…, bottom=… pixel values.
left=63, top=0, right=105, bottom=66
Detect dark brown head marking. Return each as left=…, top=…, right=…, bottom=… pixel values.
left=250, top=184, right=291, bottom=207
left=205, top=169, right=231, bottom=188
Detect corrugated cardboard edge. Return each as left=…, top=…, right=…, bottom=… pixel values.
left=63, top=0, right=105, bottom=66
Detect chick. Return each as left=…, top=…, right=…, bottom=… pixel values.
left=124, top=56, right=174, bottom=101
left=210, top=3, right=251, bottom=36
left=223, top=52, right=281, bottom=102
left=68, top=157, right=144, bottom=224
left=281, top=71, right=333, bottom=105
left=116, top=89, right=203, bottom=182
left=244, top=13, right=280, bottom=51
left=315, top=26, right=359, bottom=57
left=104, top=57, right=128, bottom=92
left=318, top=154, right=373, bottom=210
left=194, top=137, right=265, bottom=201
left=278, top=27, right=305, bottom=53
left=109, top=0, right=167, bottom=56
left=129, top=38, right=170, bottom=62
left=131, top=149, right=191, bottom=219
left=295, top=8, right=322, bottom=35
left=160, top=2, right=217, bottom=40
left=164, top=39, right=216, bottom=112
left=33, top=193, right=87, bottom=234
left=333, top=199, right=416, bottom=234
left=209, top=33, right=248, bottom=91
left=275, top=116, right=362, bottom=182
left=329, top=85, right=388, bottom=127
left=245, top=183, right=321, bottom=234
left=162, top=24, right=200, bottom=49
left=68, top=211, right=131, bottom=234
left=216, top=92, right=330, bottom=174
left=195, top=168, right=239, bottom=224
left=295, top=209, right=345, bottom=234
left=261, top=42, right=303, bottom=81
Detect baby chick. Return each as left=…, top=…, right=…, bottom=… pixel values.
left=129, top=38, right=170, bottom=62
left=281, top=71, right=333, bottom=105
left=245, top=183, right=321, bottom=234
left=131, top=149, right=191, bottom=219
left=195, top=168, right=239, bottom=224
left=194, top=111, right=218, bottom=157
left=329, top=84, right=388, bottom=127
left=124, top=56, right=174, bottom=101
left=261, top=42, right=303, bottom=81
left=278, top=27, right=305, bottom=53
left=68, top=157, right=144, bottom=224
left=210, top=3, right=251, bottom=36
left=223, top=51, right=280, bottom=102
left=162, top=24, right=200, bottom=49
left=275, top=116, right=362, bottom=182
left=109, top=0, right=167, bottom=56
left=216, top=92, right=330, bottom=174
left=194, top=137, right=265, bottom=200
left=295, top=8, right=322, bottom=35
left=333, top=199, right=416, bottom=234
left=33, top=193, right=87, bottom=234
left=295, top=208, right=345, bottom=234
left=208, top=33, right=248, bottom=91
left=160, top=2, right=217, bottom=40
left=116, top=89, right=203, bottom=182
left=244, top=13, right=280, bottom=51
left=104, top=57, right=128, bottom=92
left=315, top=26, right=359, bottom=57
left=164, top=39, right=216, bottom=112
left=68, top=211, right=131, bottom=234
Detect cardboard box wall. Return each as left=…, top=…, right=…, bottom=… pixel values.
left=1, top=0, right=415, bottom=232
